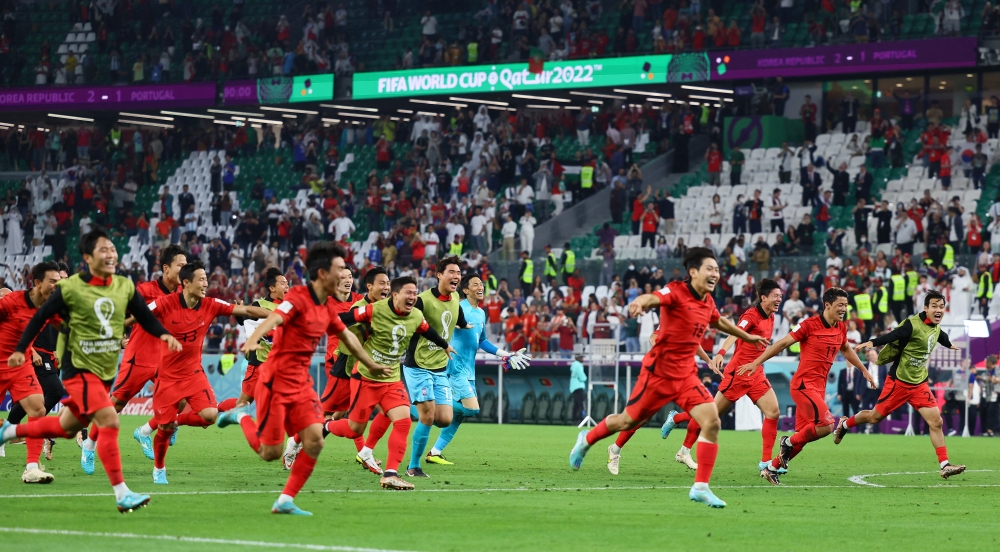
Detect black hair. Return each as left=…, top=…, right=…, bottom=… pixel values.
left=756, top=278, right=781, bottom=299
left=263, top=266, right=284, bottom=290
left=305, top=241, right=348, bottom=281
left=436, top=255, right=461, bottom=274
left=460, top=273, right=483, bottom=292
left=158, top=244, right=188, bottom=271
left=924, top=290, right=947, bottom=307
left=391, top=275, right=418, bottom=294
left=364, top=266, right=388, bottom=287
left=179, top=261, right=206, bottom=284
left=30, top=262, right=60, bottom=284
left=57, top=261, right=70, bottom=274
left=79, top=227, right=111, bottom=257
left=822, top=287, right=849, bottom=304
left=683, top=247, right=716, bottom=273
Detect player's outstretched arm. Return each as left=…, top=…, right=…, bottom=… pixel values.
left=713, top=316, right=770, bottom=348
left=231, top=305, right=273, bottom=320
left=241, top=312, right=284, bottom=353
left=736, top=334, right=797, bottom=376
left=713, top=333, right=739, bottom=366
left=11, top=287, right=67, bottom=366
left=627, top=293, right=661, bottom=318
left=336, top=327, right=392, bottom=376
left=840, top=341, right=877, bottom=388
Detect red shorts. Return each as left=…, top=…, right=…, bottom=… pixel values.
left=152, top=374, right=217, bottom=426
left=719, top=368, right=773, bottom=404
left=319, top=376, right=352, bottom=414
left=0, top=363, right=43, bottom=403
left=347, top=377, right=410, bottom=425
left=61, top=371, right=114, bottom=422
left=625, top=369, right=713, bottom=422
left=791, top=385, right=835, bottom=431
left=875, top=377, right=938, bottom=417
left=110, top=358, right=157, bottom=403
left=241, top=363, right=261, bottom=398
left=254, top=376, right=323, bottom=447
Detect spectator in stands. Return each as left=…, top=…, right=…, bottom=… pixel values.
left=854, top=165, right=873, bottom=204
left=746, top=189, right=764, bottom=234
left=800, top=95, right=818, bottom=141
left=801, top=163, right=820, bottom=207
left=705, top=143, right=722, bottom=186
left=729, top=145, right=744, bottom=186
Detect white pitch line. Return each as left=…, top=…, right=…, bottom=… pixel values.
left=0, top=527, right=414, bottom=552
left=848, top=469, right=995, bottom=487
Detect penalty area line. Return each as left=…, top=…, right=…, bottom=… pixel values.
left=848, top=469, right=995, bottom=487
left=0, top=527, right=414, bottom=552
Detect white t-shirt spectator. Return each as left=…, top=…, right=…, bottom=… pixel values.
left=782, top=298, right=806, bottom=318
left=513, top=9, right=529, bottom=30
left=421, top=14, right=438, bottom=36
left=424, top=231, right=440, bottom=258
left=517, top=184, right=535, bottom=206
left=895, top=217, right=917, bottom=244
left=826, top=255, right=844, bottom=270
left=446, top=221, right=466, bottom=244
left=501, top=220, right=518, bottom=239
left=329, top=215, right=356, bottom=241
left=728, top=272, right=752, bottom=297
left=471, top=213, right=487, bottom=238
left=335, top=7, right=347, bottom=27
left=230, top=246, right=245, bottom=271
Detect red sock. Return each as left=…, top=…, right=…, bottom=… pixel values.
left=95, top=426, right=124, bottom=486
left=176, top=412, right=211, bottom=427
left=218, top=398, right=238, bottom=412
left=682, top=420, right=701, bottom=449
left=845, top=415, right=858, bottom=429
left=147, top=420, right=156, bottom=431
left=585, top=419, right=612, bottom=446
left=292, top=434, right=300, bottom=444
left=615, top=428, right=637, bottom=448
left=281, top=450, right=317, bottom=498
left=761, top=418, right=778, bottom=462
left=694, top=440, right=718, bottom=484
left=935, top=446, right=948, bottom=464
left=88, top=424, right=100, bottom=441
left=365, top=413, right=391, bottom=449
left=789, top=425, right=819, bottom=446
left=386, top=417, right=411, bottom=472
left=25, top=417, right=43, bottom=464
left=14, top=416, right=71, bottom=439
left=153, top=428, right=172, bottom=469
left=239, top=416, right=261, bottom=452
left=326, top=419, right=362, bottom=440
left=673, top=412, right=692, bottom=424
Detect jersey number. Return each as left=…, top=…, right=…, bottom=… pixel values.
left=692, top=323, right=708, bottom=338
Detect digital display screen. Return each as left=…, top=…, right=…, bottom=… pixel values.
left=0, top=83, right=216, bottom=112
left=223, top=74, right=334, bottom=105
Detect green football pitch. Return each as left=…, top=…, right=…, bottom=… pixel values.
left=0, top=416, right=998, bottom=552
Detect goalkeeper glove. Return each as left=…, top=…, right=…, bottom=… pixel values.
left=501, top=348, right=531, bottom=371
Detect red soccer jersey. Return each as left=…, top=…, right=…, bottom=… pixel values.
left=123, top=279, right=176, bottom=366
left=789, top=314, right=847, bottom=390
left=725, top=304, right=775, bottom=376
left=265, top=285, right=347, bottom=393
left=150, top=293, right=234, bottom=382
left=0, top=290, right=50, bottom=367
left=644, top=281, right=721, bottom=379
left=325, top=291, right=363, bottom=361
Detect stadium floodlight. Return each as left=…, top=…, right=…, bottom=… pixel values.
left=511, top=94, right=570, bottom=102
left=449, top=96, right=509, bottom=106
left=410, top=99, right=467, bottom=108
left=246, top=118, right=283, bottom=125
left=119, top=119, right=173, bottom=128
left=681, top=84, right=734, bottom=94
left=213, top=120, right=238, bottom=126
left=525, top=104, right=561, bottom=109
left=208, top=109, right=263, bottom=117
left=337, top=112, right=379, bottom=119
left=569, top=91, right=627, bottom=100
left=321, top=104, right=379, bottom=112
left=613, top=89, right=671, bottom=98
left=161, top=111, right=213, bottom=119
left=397, top=109, right=414, bottom=113
left=48, top=113, right=94, bottom=122
left=120, top=112, right=174, bottom=121
left=646, top=98, right=665, bottom=103
left=260, top=106, right=319, bottom=115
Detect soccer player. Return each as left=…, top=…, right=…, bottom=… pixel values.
left=659, top=278, right=784, bottom=474
left=215, top=242, right=391, bottom=515
left=401, top=256, right=471, bottom=479
left=568, top=248, right=768, bottom=508
left=425, top=273, right=530, bottom=465
left=0, top=228, right=182, bottom=513
left=84, top=244, right=187, bottom=467
left=4, top=262, right=69, bottom=462
left=0, top=262, right=62, bottom=483
left=738, top=287, right=875, bottom=485
left=146, top=261, right=271, bottom=484
left=325, top=275, right=455, bottom=490
left=283, top=267, right=387, bottom=471
left=219, top=266, right=288, bottom=413
left=835, top=290, right=966, bottom=479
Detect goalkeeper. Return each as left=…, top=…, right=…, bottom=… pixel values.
left=425, top=274, right=531, bottom=465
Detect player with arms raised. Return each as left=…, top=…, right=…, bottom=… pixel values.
left=741, top=287, right=875, bottom=485
left=147, top=261, right=271, bottom=484
left=569, top=248, right=769, bottom=508
left=0, top=228, right=182, bottom=513
left=835, top=290, right=966, bottom=479
left=216, top=242, right=390, bottom=515
left=660, top=278, right=784, bottom=473
left=425, top=273, right=530, bottom=465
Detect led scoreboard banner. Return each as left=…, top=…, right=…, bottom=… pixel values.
left=223, top=74, right=334, bottom=105
left=0, top=82, right=217, bottom=112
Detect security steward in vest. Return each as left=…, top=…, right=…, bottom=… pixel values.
left=544, top=245, right=558, bottom=280
left=889, top=268, right=909, bottom=323
left=977, top=268, right=994, bottom=317
left=560, top=242, right=575, bottom=285
left=519, top=250, right=534, bottom=298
